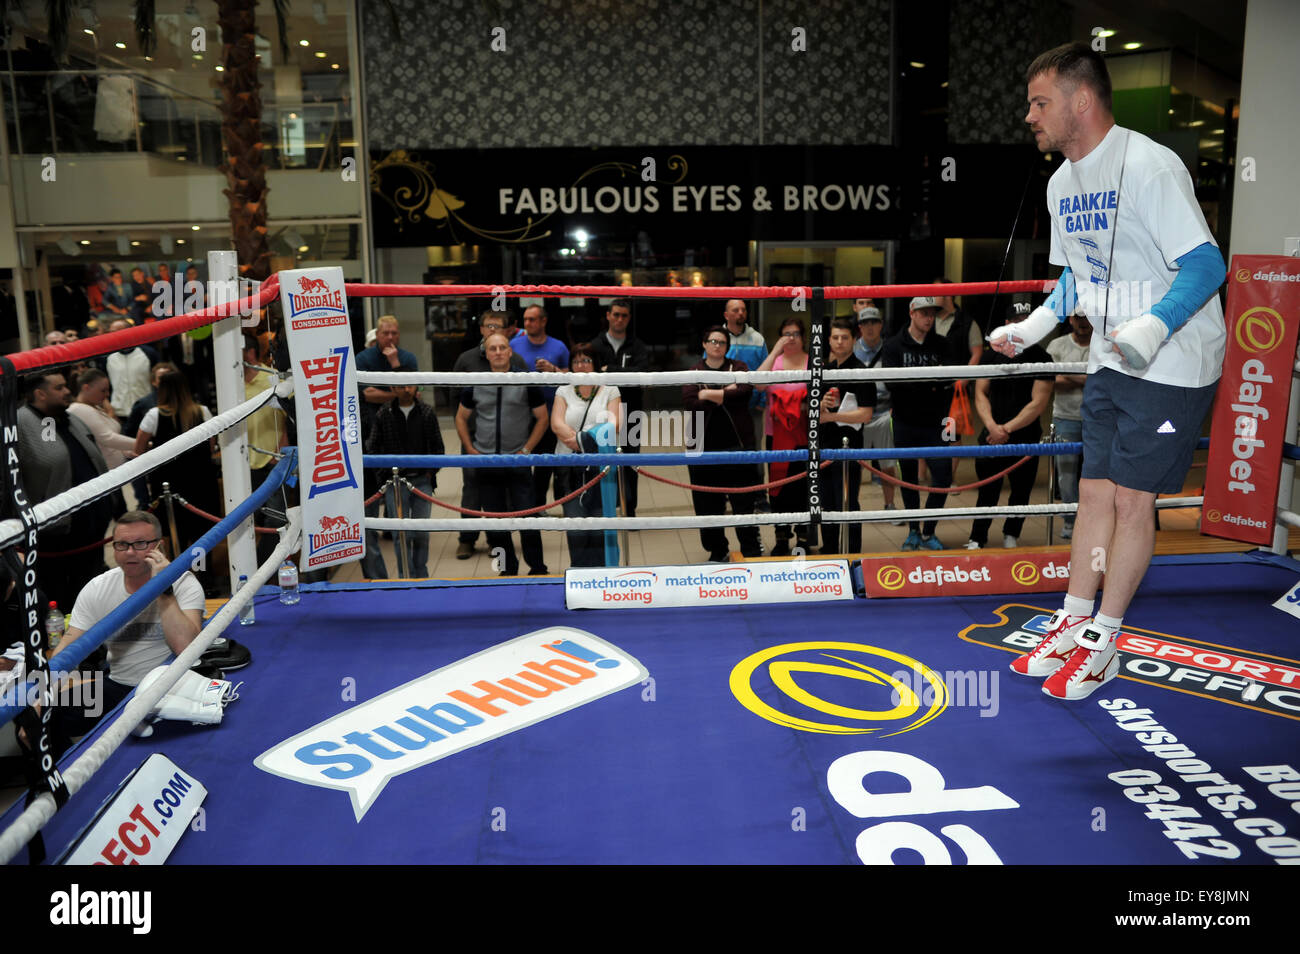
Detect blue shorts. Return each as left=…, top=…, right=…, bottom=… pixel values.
left=1080, top=367, right=1217, bottom=494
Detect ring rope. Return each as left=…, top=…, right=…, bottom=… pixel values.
left=0, top=381, right=287, bottom=550
left=357, top=360, right=1087, bottom=388
left=36, top=498, right=166, bottom=558
left=341, top=278, right=1054, bottom=301
left=0, top=508, right=301, bottom=865
left=365, top=442, right=1084, bottom=470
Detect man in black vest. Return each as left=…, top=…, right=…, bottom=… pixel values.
left=587, top=298, right=650, bottom=517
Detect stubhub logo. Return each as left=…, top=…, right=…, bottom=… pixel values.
left=255, top=628, right=647, bottom=820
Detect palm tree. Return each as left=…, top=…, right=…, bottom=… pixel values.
left=16, top=0, right=291, bottom=286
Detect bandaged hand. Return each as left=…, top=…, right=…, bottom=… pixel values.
left=988, top=305, right=1058, bottom=357
left=1106, top=313, right=1167, bottom=371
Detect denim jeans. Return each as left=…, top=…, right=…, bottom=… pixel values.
left=384, top=474, right=433, bottom=577
left=1054, top=418, right=1083, bottom=527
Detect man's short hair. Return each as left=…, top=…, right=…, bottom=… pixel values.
left=480, top=309, right=509, bottom=327
left=109, top=269, right=121, bottom=278
left=1026, top=41, right=1113, bottom=113
left=376, top=314, right=399, bottom=330
left=523, top=304, right=547, bottom=321
left=831, top=317, right=858, bottom=336
left=115, top=510, right=162, bottom=536
left=242, top=334, right=262, bottom=358
left=23, top=370, right=63, bottom=401
left=608, top=298, right=632, bottom=312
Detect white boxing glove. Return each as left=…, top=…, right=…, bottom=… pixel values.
left=1106, top=313, right=1168, bottom=371
left=988, top=305, right=1059, bottom=355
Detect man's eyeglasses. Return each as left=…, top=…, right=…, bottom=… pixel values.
left=706, top=338, right=728, bottom=346
left=112, top=538, right=160, bottom=552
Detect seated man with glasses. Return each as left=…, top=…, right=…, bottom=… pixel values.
left=60, top=510, right=205, bottom=717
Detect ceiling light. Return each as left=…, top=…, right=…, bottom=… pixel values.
left=299, top=39, right=310, bottom=47
left=115, top=42, right=125, bottom=49
left=80, top=240, right=91, bottom=246
left=1188, top=120, right=1204, bottom=127
left=1212, top=128, right=1224, bottom=134
left=83, top=28, right=94, bottom=36
left=131, top=240, right=141, bottom=247
left=331, top=63, right=340, bottom=70
left=215, top=65, right=224, bottom=71
left=314, top=51, right=327, bottom=58
left=1123, top=42, right=1141, bottom=50
left=191, top=225, right=201, bottom=231
left=57, top=237, right=82, bottom=256
left=177, top=239, right=186, bottom=245
left=909, top=61, right=925, bottom=69
left=1096, top=29, right=1116, bottom=38
left=298, top=245, right=310, bottom=253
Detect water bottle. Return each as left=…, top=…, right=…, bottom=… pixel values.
left=278, top=560, right=300, bottom=605
left=237, top=574, right=255, bottom=626
left=46, top=601, right=65, bottom=650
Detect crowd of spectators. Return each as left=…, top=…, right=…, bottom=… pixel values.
left=12, top=281, right=1089, bottom=597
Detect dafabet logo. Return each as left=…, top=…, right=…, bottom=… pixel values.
left=1234, top=307, right=1284, bottom=356
left=876, top=565, right=905, bottom=591
left=729, top=641, right=948, bottom=736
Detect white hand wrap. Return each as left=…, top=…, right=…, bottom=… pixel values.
left=136, top=666, right=239, bottom=726
left=988, top=305, right=1059, bottom=355
left=1108, top=313, right=1168, bottom=371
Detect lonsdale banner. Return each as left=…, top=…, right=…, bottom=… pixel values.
left=1201, top=255, right=1300, bottom=545
left=277, top=266, right=366, bottom=571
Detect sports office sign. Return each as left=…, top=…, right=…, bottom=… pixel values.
left=277, top=266, right=366, bottom=571
left=1201, top=255, right=1300, bottom=545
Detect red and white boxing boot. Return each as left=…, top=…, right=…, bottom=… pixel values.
left=1009, top=610, right=1091, bottom=677
left=1041, top=625, right=1120, bottom=701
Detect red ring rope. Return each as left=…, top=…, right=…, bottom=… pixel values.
left=407, top=467, right=609, bottom=517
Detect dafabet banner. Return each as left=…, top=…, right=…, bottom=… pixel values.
left=1201, top=256, right=1300, bottom=545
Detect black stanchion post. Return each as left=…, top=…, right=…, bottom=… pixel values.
left=807, top=288, right=826, bottom=547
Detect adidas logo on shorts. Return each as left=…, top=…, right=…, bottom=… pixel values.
left=1157, top=420, right=1176, bottom=434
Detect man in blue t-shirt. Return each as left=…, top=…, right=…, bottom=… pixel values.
left=511, top=304, right=569, bottom=510
left=354, top=314, right=420, bottom=578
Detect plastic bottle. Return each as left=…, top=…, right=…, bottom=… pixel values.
left=238, top=574, right=255, bottom=626
left=46, top=601, right=65, bottom=650
left=278, top=560, right=300, bottom=605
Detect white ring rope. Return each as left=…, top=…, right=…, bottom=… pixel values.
left=0, top=509, right=302, bottom=865
left=0, top=380, right=292, bottom=550
left=357, top=360, right=1089, bottom=388
left=368, top=496, right=1204, bottom=533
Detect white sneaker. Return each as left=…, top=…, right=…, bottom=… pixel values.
left=1003, top=534, right=1018, bottom=548
left=964, top=540, right=982, bottom=550
left=1010, top=610, right=1091, bottom=677
left=1042, top=629, right=1120, bottom=700
left=1060, top=525, right=1073, bottom=540
left=884, top=504, right=905, bottom=526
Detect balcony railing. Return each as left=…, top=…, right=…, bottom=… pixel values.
left=3, top=69, right=350, bottom=170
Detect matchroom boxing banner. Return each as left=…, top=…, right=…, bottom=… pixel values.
left=1201, top=255, right=1300, bottom=546
left=277, top=266, right=366, bottom=571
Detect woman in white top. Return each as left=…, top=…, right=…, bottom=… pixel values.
left=68, top=368, right=136, bottom=469
left=551, top=343, right=621, bottom=567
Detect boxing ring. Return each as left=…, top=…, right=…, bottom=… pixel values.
left=8, top=554, right=1300, bottom=865
left=2, top=266, right=1299, bottom=866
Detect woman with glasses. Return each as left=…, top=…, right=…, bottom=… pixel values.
left=755, top=317, right=813, bottom=555
left=682, top=326, right=763, bottom=562
left=551, top=343, right=621, bottom=567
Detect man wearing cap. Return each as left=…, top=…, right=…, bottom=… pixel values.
left=880, top=297, right=953, bottom=550
left=965, top=302, right=1055, bottom=549
left=853, top=305, right=902, bottom=521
